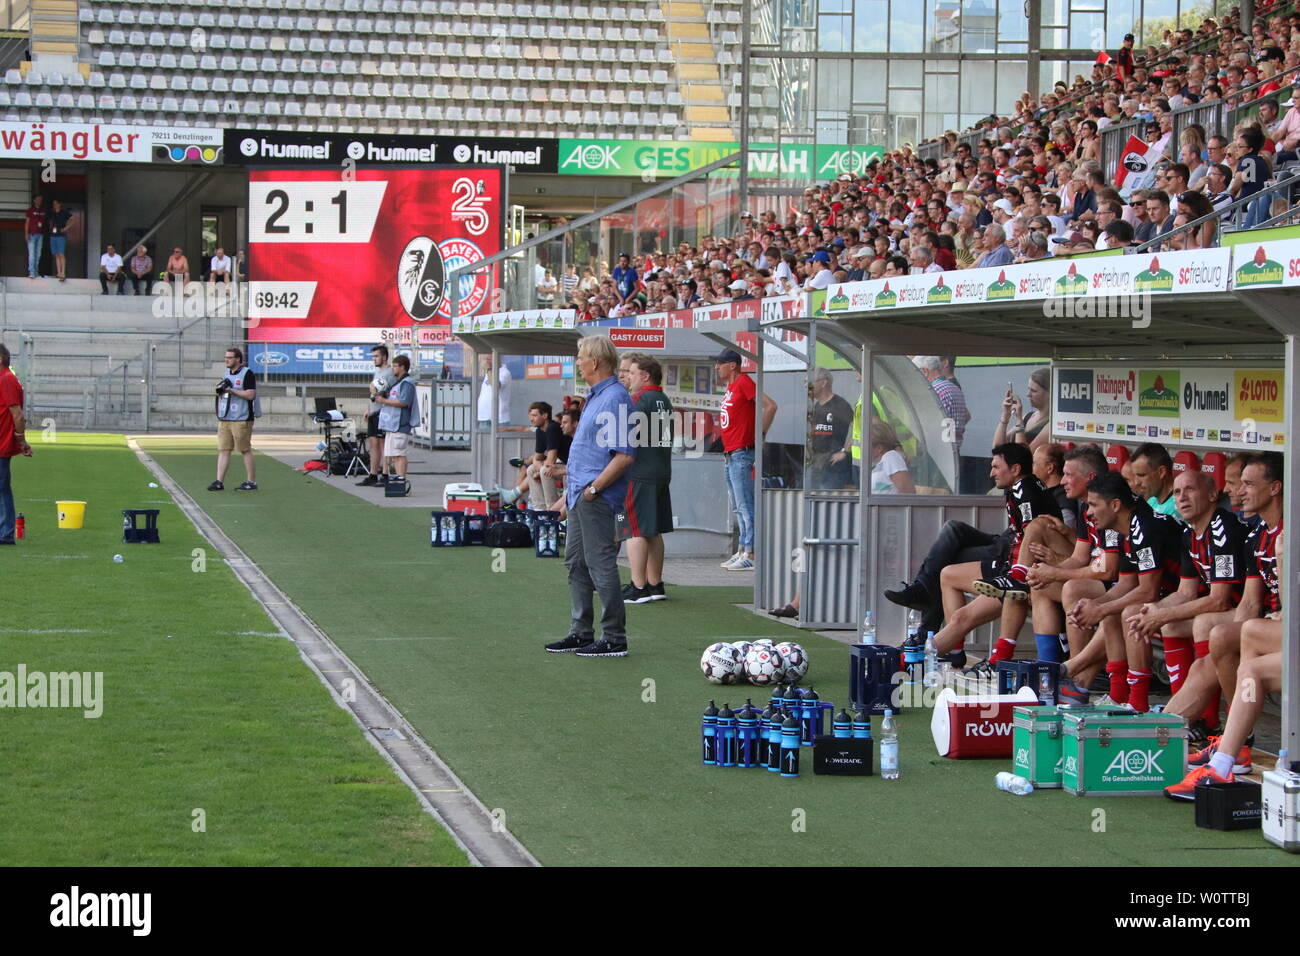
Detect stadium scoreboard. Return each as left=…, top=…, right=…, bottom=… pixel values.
left=247, top=166, right=503, bottom=343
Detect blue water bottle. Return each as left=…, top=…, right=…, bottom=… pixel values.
left=737, top=700, right=759, bottom=768
left=780, top=712, right=801, bottom=777
left=758, top=702, right=777, bottom=765
left=701, top=700, right=719, bottom=766
left=852, top=706, right=872, bottom=741
left=800, top=686, right=821, bottom=745
left=769, top=683, right=787, bottom=712
left=767, top=709, right=785, bottom=772
left=833, top=708, right=852, bottom=739
left=717, top=703, right=736, bottom=768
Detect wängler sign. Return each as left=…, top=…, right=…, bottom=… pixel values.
left=824, top=247, right=1234, bottom=315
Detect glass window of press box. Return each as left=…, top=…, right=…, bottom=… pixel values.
left=747, top=0, right=1234, bottom=146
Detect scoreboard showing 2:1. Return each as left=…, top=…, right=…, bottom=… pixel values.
left=246, top=165, right=503, bottom=343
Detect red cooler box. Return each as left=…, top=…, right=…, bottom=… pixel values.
left=930, top=686, right=1040, bottom=758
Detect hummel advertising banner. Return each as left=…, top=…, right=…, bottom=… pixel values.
left=247, top=166, right=503, bottom=343
left=226, top=127, right=558, bottom=173
left=1052, top=363, right=1285, bottom=452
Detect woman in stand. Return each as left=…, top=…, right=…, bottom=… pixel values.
left=994, top=367, right=1051, bottom=450
left=47, top=199, right=74, bottom=282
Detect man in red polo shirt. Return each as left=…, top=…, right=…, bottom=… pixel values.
left=713, top=348, right=777, bottom=570
left=0, top=342, right=32, bottom=544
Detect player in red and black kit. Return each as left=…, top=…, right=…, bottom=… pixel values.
left=1058, top=471, right=1184, bottom=708
left=1166, top=452, right=1286, bottom=797
left=1123, top=469, right=1251, bottom=714
left=921, top=443, right=1061, bottom=668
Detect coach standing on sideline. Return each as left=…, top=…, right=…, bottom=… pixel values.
left=617, top=351, right=674, bottom=603
left=208, top=346, right=258, bottom=492
left=357, top=345, right=396, bottom=487
left=0, top=342, right=31, bottom=544
left=545, top=335, right=636, bottom=658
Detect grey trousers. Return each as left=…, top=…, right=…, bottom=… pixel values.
left=565, top=494, right=626, bottom=645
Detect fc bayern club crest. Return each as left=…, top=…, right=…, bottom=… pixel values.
left=397, top=236, right=447, bottom=323
left=437, top=237, right=490, bottom=320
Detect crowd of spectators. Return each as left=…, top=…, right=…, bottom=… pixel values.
left=548, top=8, right=1300, bottom=319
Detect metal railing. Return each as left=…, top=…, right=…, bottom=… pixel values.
left=1132, top=167, right=1300, bottom=252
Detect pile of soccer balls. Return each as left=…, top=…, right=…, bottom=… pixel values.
left=700, top=639, right=809, bottom=686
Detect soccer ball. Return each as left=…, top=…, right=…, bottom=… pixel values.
left=751, top=638, right=775, bottom=649
left=700, top=642, right=742, bottom=684
left=730, top=641, right=754, bottom=667
left=744, top=645, right=785, bottom=686
left=775, top=641, right=808, bottom=682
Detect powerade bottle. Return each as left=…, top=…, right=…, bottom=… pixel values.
left=767, top=709, right=785, bottom=772
left=769, top=683, right=787, bottom=713
left=833, top=708, right=852, bottom=739
left=737, top=700, right=758, bottom=768
left=801, top=686, right=821, bottom=745
left=759, top=703, right=777, bottom=765
left=717, top=703, right=736, bottom=767
left=880, top=709, right=899, bottom=780
left=701, top=700, right=719, bottom=766
left=851, top=706, right=872, bottom=741
left=780, top=711, right=801, bottom=777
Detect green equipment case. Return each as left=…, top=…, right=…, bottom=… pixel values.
left=1060, top=710, right=1187, bottom=796
left=1012, top=705, right=1067, bottom=789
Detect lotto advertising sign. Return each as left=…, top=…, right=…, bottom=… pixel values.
left=1052, top=364, right=1286, bottom=451
left=247, top=166, right=502, bottom=343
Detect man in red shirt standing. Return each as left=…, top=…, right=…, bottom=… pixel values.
left=24, top=194, right=46, bottom=279
left=713, top=348, right=777, bottom=570
left=0, top=342, right=32, bottom=544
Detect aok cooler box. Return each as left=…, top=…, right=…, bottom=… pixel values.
left=1013, top=706, right=1135, bottom=789
left=1060, top=710, right=1187, bottom=796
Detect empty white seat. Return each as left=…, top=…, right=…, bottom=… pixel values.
left=157, top=11, right=176, bottom=26
left=108, top=29, right=127, bottom=44
left=78, top=92, right=95, bottom=108
left=293, top=80, right=311, bottom=95
left=252, top=78, right=270, bottom=93
left=182, top=96, right=201, bottom=111
left=108, top=72, right=127, bottom=88
left=211, top=76, right=230, bottom=92
left=169, top=75, right=187, bottom=91
left=191, top=76, right=209, bottom=92
left=34, top=91, right=53, bottom=108
left=150, top=74, right=167, bottom=90
left=260, top=56, right=278, bottom=71
left=98, top=51, right=117, bottom=67
left=180, top=54, right=198, bottom=70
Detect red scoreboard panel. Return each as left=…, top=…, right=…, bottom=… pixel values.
left=247, top=166, right=503, bottom=343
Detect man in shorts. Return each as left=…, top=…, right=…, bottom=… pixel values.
left=357, top=345, right=396, bottom=487
left=374, top=355, right=418, bottom=493
left=617, top=352, right=674, bottom=603
left=208, top=346, right=257, bottom=492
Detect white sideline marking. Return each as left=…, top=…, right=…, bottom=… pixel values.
left=0, top=628, right=104, bottom=635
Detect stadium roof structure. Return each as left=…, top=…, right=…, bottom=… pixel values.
left=767, top=283, right=1300, bottom=776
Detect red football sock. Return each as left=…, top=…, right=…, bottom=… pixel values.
left=1008, top=564, right=1029, bottom=582
left=1164, top=636, right=1194, bottom=695
left=1106, top=661, right=1130, bottom=703
left=989, top=637, right=1017, bottom=663
left=1127, top=668, right=1152, bottom=713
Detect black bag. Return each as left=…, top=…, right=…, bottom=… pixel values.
left=384, top=477, right=412, bottom=497
left=485, top=521, right=534, bottom=548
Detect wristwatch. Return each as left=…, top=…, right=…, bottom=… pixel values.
left=584, top=484, right=599, bottom=499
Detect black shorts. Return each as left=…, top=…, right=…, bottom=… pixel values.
left=367, top=412, right=385, bottom=439
left=616, top=480, right=674, bottom=539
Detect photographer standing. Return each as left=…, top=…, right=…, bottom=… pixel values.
left=373, top=355, right=418, bottom=493
left=208, top=346, right=258, bottom=492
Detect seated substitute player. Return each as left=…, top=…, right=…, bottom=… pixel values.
left=904, top=442, right=1061, bottom=668
left=960, top=442, right=1082, bottom=672
left=1165, top=531, right=1284, bottom=798
left=1021, top=445, right=1121, bottom=673
left=498, top=402, right=564, bottom=509
left=1056, top=472, right=1184, bottom=706
left=1130, top=441, right=1181, bottom=522
left=1162, top=452, right=1283, bottom=740
left=1122, top=469, right=1252, bottom=714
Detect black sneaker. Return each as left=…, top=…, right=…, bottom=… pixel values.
left=1186, top=718, right=1223, bottom=748
left=1089, top=671, right=1111, bottom=693
left=938, top=649, right=967, bottom=669
left=356, top=474, right=379, bottom=486
left=206, top=480, right=224, bottom=491
left=646, top=582, right=666, bottom=601
left=884, top=581, right=931, bottom=611
left=960, top=658, right=996, bottom=678
left=576, top=640, right=629, bottom=658
left=970, top=574, right=1030, bottom=601
left=377, top=474, right=389, bottom=484
left=626, top=584, right=655, bottom=604
left=508, top=457, right=525, bottom=468
left=544, top=634, right=594, bottom=654
left=234, top=481, right=258, bottom=491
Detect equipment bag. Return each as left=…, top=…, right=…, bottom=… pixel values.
left=484, top=521, right=534, bottom=548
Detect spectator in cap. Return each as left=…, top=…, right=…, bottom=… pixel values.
left=714, top=347, right=778, bottom=571
left=804, top=252, right=834, bottom=290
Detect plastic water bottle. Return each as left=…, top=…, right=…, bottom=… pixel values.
left=922, top=632, right=939, bottom=688
left=879, top=709, right=899, bottom=780
left=1277, top=749, right=1290, bottom=773
left=995, top=771, right=1034, bottom=795
left=906, top=608, right=921, bottom=646
left=861, top=610, right=877, bottom=645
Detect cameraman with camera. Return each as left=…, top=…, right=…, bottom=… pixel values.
left=208, top=346, right=258, bottom=492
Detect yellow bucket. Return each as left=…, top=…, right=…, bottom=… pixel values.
left=56, top=500, right=87, bottom=529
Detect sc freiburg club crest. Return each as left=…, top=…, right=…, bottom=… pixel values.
left=398, top=236, right=446, bottom=322
left=1122, top=151, right=1150, bottom=173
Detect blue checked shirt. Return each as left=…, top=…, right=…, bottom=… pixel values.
left=931, top=376, right=967, bottom=447
left=566, top=374, right=636, bottom=510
